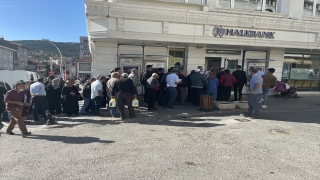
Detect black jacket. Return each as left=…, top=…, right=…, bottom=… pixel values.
left=177, top=74, right=188, bottom=88
left=140, top=71, right=153, bottom=85
left=82, top=82, right=92, bottom=99
left=232, top=70, right=247, bottom=85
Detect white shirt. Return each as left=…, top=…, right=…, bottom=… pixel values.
left=166, top=73, right=181, bottom=87
left=257, top=70, right=265, bottom=76
left=91, top=80, right=102, bottom=99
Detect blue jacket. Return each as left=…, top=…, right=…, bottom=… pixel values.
left=206, top=77, right=219, bottom=94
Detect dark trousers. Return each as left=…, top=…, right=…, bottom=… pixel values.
left=117, top=92, right=135, bottom=118
left=217, top=86, right=224, bottom=101
left=32, top=96, right=49, bottom=121
left=144, top=86, right=148, bottom=103
left=93, top=96, right=102, bottom=115
left=178, top=87, right=187, bottom=104
left=222, top=86, right=232, bottom=101
left=146, top=88, right=156, bottom=109
left=233, top=84, right=244, bottom=101
left=190, top=88, right=204, bottom=106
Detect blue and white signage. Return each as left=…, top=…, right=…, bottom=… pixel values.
left=213, top=26, right=275, bottom=39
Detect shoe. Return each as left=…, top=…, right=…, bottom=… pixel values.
left=6, top=131, right=15, bottom=135
left=261, top=105, right=267, bottom=108
left=240, top=113, right=251, bottom=117
left=47, top=121, right=58, bottom=126
left=258, top=99, right=265, bottom=104
left=22, top=132, right=31, bottom=137
left=250, top=116, right=260, bottom=119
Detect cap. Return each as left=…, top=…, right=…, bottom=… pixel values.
left=15, top=80, right=26, bottom=85
left=131, top=68, right=137, bottom=73
left=195, top=69, right=200, bottom=72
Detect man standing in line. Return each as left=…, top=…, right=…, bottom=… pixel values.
left=261, top=68, right=277, bottom=108
left=257, top=67, right=265, bottom=76
left=129, top=68, right=140, bottom=91
left=165, top=68, right=181, bottom=110
left=146, top=73, right=159, bottom=110
left=204, top=65, right=214, bottom=79
left=177, top=70, right=188, bottom=105
left=241, top=68, right=263, bottom=119
left=232, top=65, right=247, bottom=101
left=140, top=65, right=153, bottom=106
left=220, top=69, right=237, bottom=101
left=30, top=78, right=57, bottom=125
left=114, top=67, right=122, bottom=74
left=112, top=73, right=137, bottom=120
left=91, top=76, right=106, bottom=116
left=107, top=72, right=120, bottom=117
left=4, top=80, right=31, bottom=137
left=216, top=68, right=225, bottom=101
left=189, top=68, right=207, bottom=106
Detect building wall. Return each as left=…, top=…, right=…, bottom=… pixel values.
left=0, top=46, right=15, bottom=70
left=80, top=36, right=91, bottom=59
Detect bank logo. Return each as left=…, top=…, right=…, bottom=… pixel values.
left=213, top=25, right=275, bottom=39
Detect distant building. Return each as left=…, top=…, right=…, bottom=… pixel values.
left=27, top=60, right=46, bottom=76
left=0, top=38, right=16, bottom=70
left=0, top=38, right=28, bottom=70
left=80, top=36, right=90, bottom=59
left=74, top=57, right=92, bottom=79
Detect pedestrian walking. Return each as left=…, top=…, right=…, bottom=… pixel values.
left=30, top=78, right=57, bottom=125
left=165, top=68, right=182, bottom=110
left=91, top=76, right=106, bottom=116
left=241, top=68, right=263, bottom=119
left=112, top=73, right=137, bottom=119
left=261, top=68, right=277, bottom=108
left=107, top=72, right=120, bottom=117
left=189, top=68, right=207, bottom=106
left=146, top=73, right=159, bottom=110
left=79, top=78, right=96, bottom=115
left=177, top=70, right=188, bottom=105
left=4, top=80, right=31, bottom=137
left=220, top=69, right=236, bottom=101
left=206, top=73, right=219, bottom=101
left=232, top=65, right=247, bottom=101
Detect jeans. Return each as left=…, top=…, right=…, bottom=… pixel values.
left=109, top=98, right=118, bottom=117
left=247, top=94, right=261, bottom=117
left=166, top=87, right=177, bottom=108
left=93, top=96, right=102, bottom=115
left=80, top=98, right=91, bottom=114
left=31, top=96, right=49, bottom=121
left=190, top=88, right=204, bottom=105
left=262, top=88, right=270, bottom=105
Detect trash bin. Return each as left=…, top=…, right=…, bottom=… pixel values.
left=199, top=94, right=214, bottom=111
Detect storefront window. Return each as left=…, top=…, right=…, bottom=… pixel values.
left=169, top=48, right=184, bottom=73
left=220, top=0, right=277, bottom=12
left=79, top=63, right=91, bottom=71
left=234, top=0, right=263, bottom=11
left=282, top=54, right=320, bottom=91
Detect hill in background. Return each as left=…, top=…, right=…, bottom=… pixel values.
left=14, top=40, right=80, bottom=59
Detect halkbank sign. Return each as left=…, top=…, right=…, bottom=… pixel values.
left=213, top=26, right=275, bottom=39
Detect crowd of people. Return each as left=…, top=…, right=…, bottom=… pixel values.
left=0, top=64, right=277, bottom=137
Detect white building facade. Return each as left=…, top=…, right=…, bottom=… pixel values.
left=0, top=45, right=15, bottom=70
left=85, top=0, right=320, bottom=92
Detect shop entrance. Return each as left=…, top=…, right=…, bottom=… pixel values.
left=206, top=57, right=222, bottom=72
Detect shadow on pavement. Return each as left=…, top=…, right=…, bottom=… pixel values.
left=26, top=135, right=115, bottom=144
left=138, top=120, right=225, bottom=128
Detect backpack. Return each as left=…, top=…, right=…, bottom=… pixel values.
left=140, top=72, right=147, bottom=85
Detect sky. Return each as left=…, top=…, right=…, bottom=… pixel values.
left=0, top=0, right=87, bottom=42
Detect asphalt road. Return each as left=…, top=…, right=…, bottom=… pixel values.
left=1, top=103, right=319, bottom=180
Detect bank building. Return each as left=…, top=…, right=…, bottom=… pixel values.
left=85, top=0, right=320, bottom=93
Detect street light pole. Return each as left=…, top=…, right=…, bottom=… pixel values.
left=42, top=39, right=63, bottom=76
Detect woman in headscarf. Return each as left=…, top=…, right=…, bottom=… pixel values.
left=45, top=78, right=62, bottom=115
left=62, top=80, right=80, bottom=116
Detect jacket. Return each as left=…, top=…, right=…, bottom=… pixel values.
left=189, top=72, right=207, bottom=88
left=106, top=78, right=118, bottom=97
left=232, top=70, right=247, bottom=85
left=177, top=74, right=188, bottom=88
left=140, top=71, right=153, bottom=85
left=146, top=77, right=159, bottom=89
left=262, top=73, right=277, bottom=89
left=112, top=78, right=137, bottom=96
left=206, top=77, right=219, bottom=94
left=220, top=73, right=236, bottom=86
left=129, top=73, right=140, bottom=87
left=82, top=82, right=91, bottom=99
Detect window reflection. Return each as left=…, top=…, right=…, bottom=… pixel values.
left=168, top=48, right=184, bottom=73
